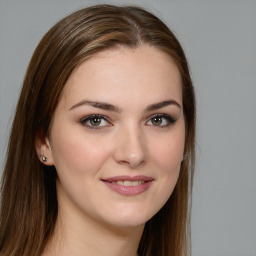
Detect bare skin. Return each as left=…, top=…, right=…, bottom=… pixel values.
left=38, top=45, right=184, bottom=256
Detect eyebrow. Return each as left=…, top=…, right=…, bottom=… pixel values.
left=69, top=100, right=121, bottom=112
left=145, top=100, right=181, bottom=111
left=69, top=99, right=181, bottom=112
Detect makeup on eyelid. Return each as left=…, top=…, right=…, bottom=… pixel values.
left=79, top=113, right=177, bottom=129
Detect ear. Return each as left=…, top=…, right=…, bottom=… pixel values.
left=35, top=132, right=54, bottom=166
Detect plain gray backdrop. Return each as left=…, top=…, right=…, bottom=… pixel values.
left=0, top=0, right=256, bottom=255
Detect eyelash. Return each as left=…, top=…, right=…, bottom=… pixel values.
left=146, top=114, right=176, bottom=127
left=80, top=114, right=112, bottom=129
left=79, top=114, right=176, bottom=129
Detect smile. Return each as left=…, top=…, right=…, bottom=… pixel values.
left=102, top=175, right=154, bottom=196
left=110, top=180, right=145, bottom=186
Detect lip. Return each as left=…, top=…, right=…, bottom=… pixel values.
left=102, top=175, right=154, bottom=196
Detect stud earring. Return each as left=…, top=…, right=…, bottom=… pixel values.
left=41, top=155, right=47, bottom=163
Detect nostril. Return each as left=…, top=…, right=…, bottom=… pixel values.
left=117, top=159, right=146, bottom=169
left=113, top=131, right=148, bottom=168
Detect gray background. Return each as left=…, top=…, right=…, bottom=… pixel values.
left=0, top=0, right=255, bottom=255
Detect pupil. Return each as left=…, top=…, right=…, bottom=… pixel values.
left=90, top=117, right=101, bottom=126
left=153, top=117, right=162, bottom=125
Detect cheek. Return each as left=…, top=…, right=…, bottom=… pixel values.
left=150, top=131, right=185, bottom=172
left=49, top=131, right=114, bottom=209
left=148, top=126, right=185, bottom=204
left=49, top=129, right=112, bottom=179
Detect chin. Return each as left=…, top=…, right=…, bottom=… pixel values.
left=105, top=216, right=147, bottom=229
left=100, top=205, right=157, bottom=229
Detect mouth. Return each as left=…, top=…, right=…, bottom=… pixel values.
left=101, top=175, right=154, bottom=196
left=109, top=180, right=145, bottom=186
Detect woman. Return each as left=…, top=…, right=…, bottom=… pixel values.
left=0, top=4, right=195, bottom=256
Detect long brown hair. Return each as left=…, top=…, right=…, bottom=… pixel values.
left=0, top=4, right=196, bottom=256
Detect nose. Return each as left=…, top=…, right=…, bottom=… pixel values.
left=113, top=125, right=148, bottom=168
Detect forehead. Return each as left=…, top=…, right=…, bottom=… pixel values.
left=60, top=45, right=182, bottom=108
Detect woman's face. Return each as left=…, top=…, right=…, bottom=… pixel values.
left=39, top=45, right=185, bottom=228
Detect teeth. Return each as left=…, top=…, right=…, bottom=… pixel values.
left=132, top=181, right=139, bottom=186
left=112, top=180, right=145, bottom=186
left=124, top=181, right=132, bottom=186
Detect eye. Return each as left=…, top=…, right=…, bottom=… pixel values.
left=146, top=114, right=176, bottom=127
left=80, top=115, right=112, bottom=129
